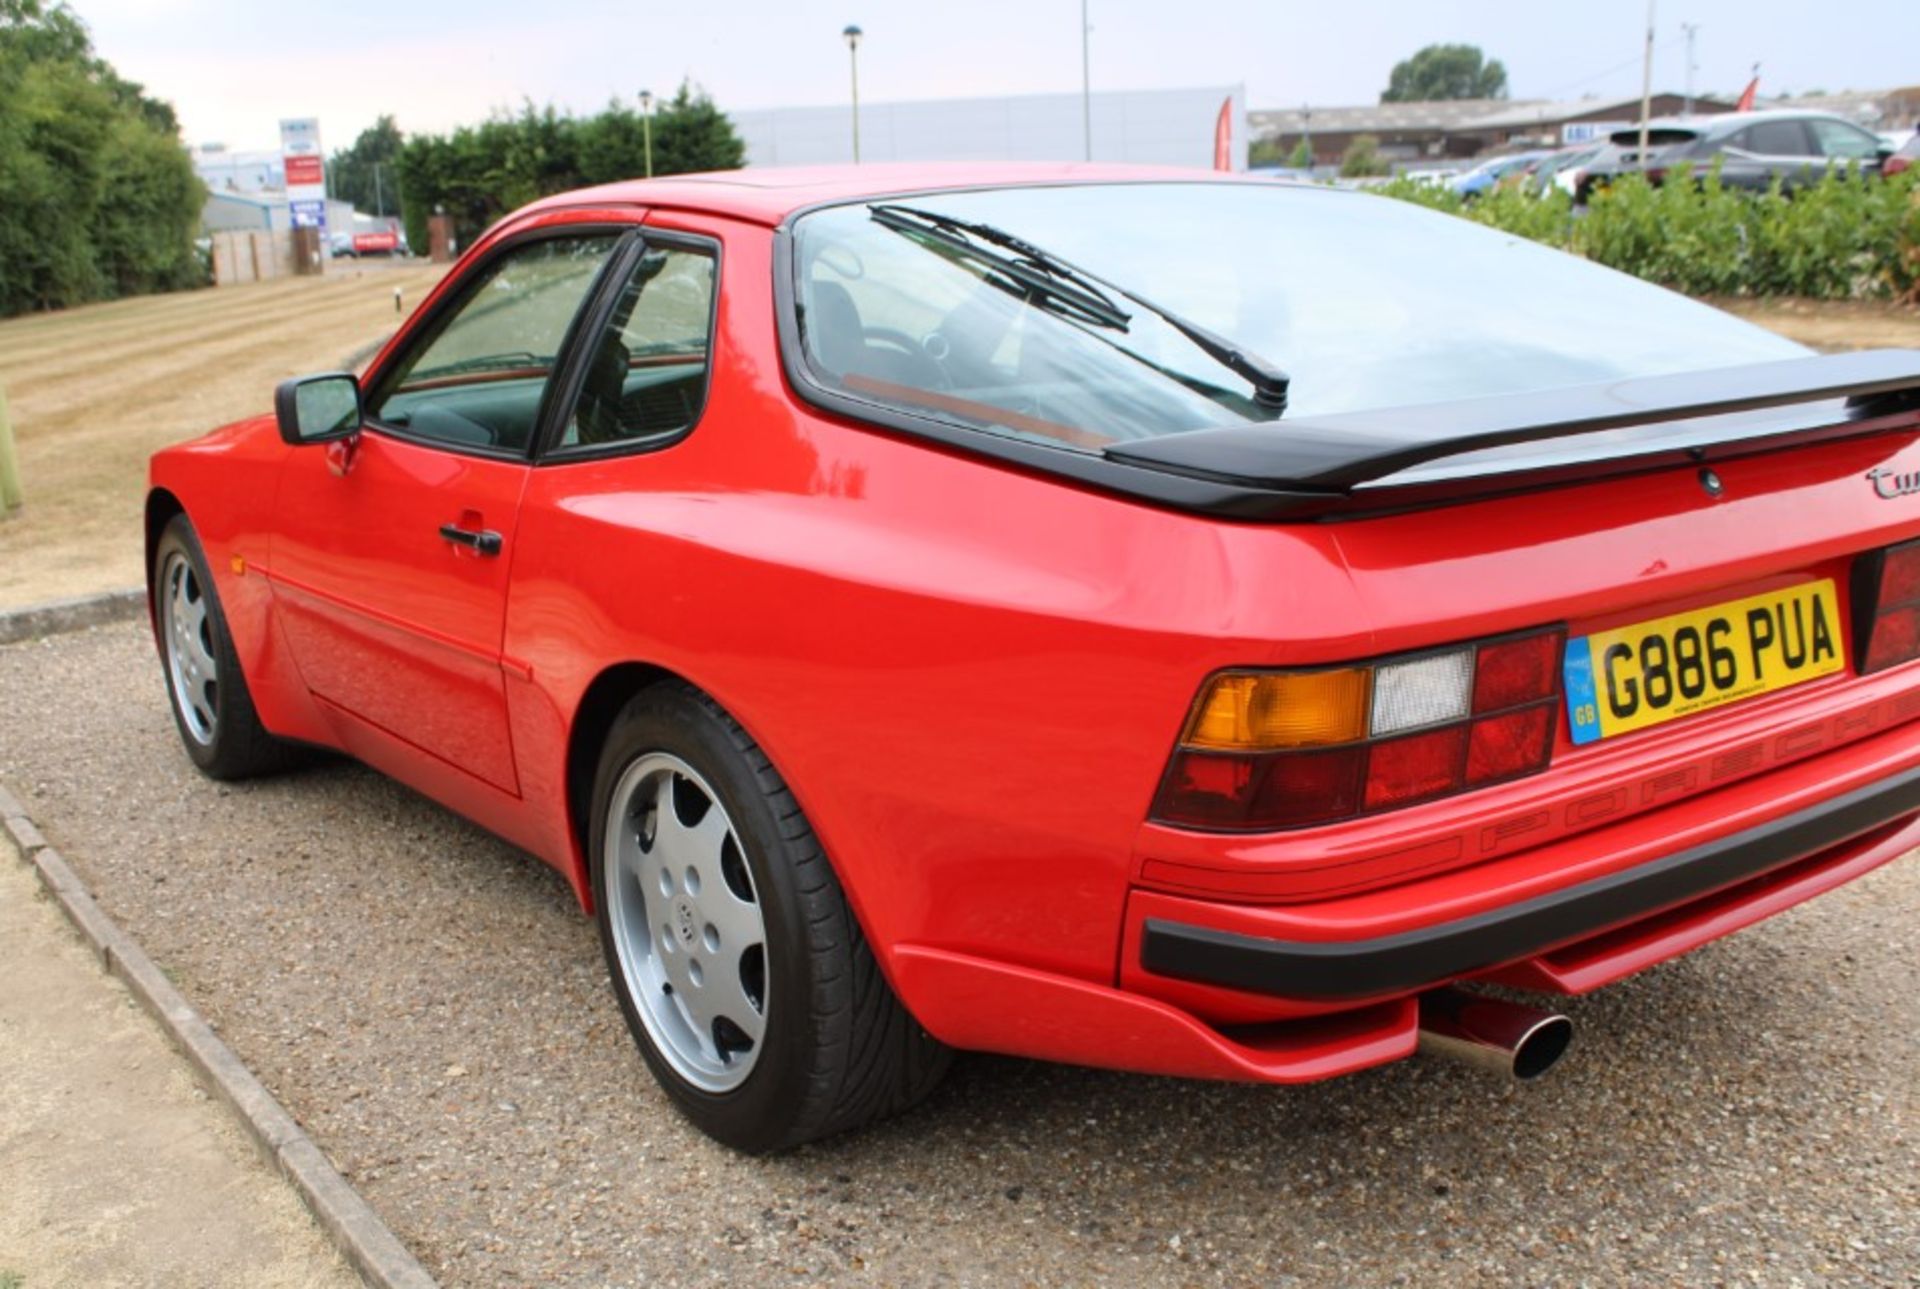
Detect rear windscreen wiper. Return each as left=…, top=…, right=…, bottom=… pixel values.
left=868, top=203, right=1291, bottom=415
left=870, top=204, right=1130, bottom=330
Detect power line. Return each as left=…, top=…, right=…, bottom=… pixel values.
left=1535, top=52, right=1647, bottom=101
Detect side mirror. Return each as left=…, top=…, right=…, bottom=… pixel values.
left=274, top=373, right=362, bottom=445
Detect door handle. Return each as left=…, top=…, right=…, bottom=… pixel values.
left=439, top=523, right=503, bottom=556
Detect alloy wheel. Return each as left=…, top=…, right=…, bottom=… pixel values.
left=603, top=752, right=769, bottom=1092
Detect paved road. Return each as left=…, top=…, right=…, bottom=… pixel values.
left=0, top=818, right=357, bottom=1288
left=2, top=622, right=1916, bottom=1287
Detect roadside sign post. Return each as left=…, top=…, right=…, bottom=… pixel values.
left=280, top=118, right=328, bottom=263
left=0, top=382, right=23, bottom=515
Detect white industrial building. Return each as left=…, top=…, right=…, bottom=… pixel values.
left=200, top=189, right=357, bottom=236
left=730, top=85, right=1244, bottom=170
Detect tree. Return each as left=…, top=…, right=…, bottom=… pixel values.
left=0, top=0, right=203, bottom=315
left=1339, top=134, right=1389, bottom=178
left=1287, top=138, right=1314, bottom=169
left=396, top=81, right=745, bottom=250
left=328, top=115, right=404, bottom=217
left=1380, top=44, right=1508, bottom=103
left=648, top=82, right=745, bottom=175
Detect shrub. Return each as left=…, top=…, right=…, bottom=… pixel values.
left=1340, top=135, right=1389, bottom=179
left=1375, top=161, right=1920, bottom=301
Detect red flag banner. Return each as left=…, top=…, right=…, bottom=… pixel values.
left=1213, top=97, right=1232, bottom=171
left=1735, top=75, right=1760, bottom=112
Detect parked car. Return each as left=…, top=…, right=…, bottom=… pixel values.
left=147, top=165, right=1920, bottom=1151
left=1451, top=150, right=1551, bottom=199
left=1885, top=131, right=1919, bottom=178
left=329, top=229, right=406, bottom=258
left=1578, top=110, right=1893, bottom=201
left=1527, top=142, right=1606, bottom=196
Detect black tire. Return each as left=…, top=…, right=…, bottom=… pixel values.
left=151, top=515, right=296, bottom=780
left=590, top=681, right=950, bottom=1152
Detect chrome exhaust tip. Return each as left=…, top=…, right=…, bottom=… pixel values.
left=1417, top=987, right=1573, bottom=1081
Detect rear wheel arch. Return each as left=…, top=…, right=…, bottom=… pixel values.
left=566, top=662, right=678, bottom=902
left=561, top=664, right=889, bottom=964
left=144, top=488, right=187, bottom=615
left=578, top=672, right=950, bottom=1148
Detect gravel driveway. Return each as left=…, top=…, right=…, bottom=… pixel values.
left=3, top=621, right=1916, bottom=1287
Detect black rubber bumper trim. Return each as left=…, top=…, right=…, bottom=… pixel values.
left=1140, top=764, right=1920, bottom=1002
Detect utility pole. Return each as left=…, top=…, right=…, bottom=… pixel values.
left=1680, top=21, right=1699, bottom=116
left=1302, top=104, right=1313, bottom=167
left=1080, top=0, right=1092, bottom=161
left=1637, top=0, right=1656, bottom=163
left=373, top=162, right=385, bottom=219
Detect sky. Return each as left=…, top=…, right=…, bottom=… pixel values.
left=69, top=0, right=1919, bottom=153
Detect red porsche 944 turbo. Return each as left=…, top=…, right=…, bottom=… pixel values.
left=147, top=165, right=1920, bottom=1151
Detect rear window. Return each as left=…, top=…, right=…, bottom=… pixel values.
left=1607, top=126, right=1699, bottom=148
left=787, top=182, right=1799, bottom=453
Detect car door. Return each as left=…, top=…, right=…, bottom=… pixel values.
left=269, top=228, right=626, bottom=794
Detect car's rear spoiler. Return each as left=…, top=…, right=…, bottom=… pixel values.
left=1104, top=350, right=1920, bottom=516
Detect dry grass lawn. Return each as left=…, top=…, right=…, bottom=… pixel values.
left=1716, top=298, right=1920, bottom=352
left=0, top=263, right=445, bottom=608
left=0, top=280, right=1913, bottom=611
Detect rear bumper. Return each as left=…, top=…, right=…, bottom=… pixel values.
left=894, top=808, right=1919, bottom=1086
left=1140, top=764, right=1920, bottom=1002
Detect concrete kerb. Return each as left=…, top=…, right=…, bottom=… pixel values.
left=0, top=587, right=147, bottom=646
left=1, top=787, right=437, bottom=1289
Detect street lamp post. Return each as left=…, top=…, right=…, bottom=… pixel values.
left=843, top=24, right=863, bottom=163
left=1080, top=0, right=1091, bottom=161
left=639, top=89, right=654, bottom=178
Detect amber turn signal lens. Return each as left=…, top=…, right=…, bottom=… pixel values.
left=1181, top=669, right=1370, bottom=750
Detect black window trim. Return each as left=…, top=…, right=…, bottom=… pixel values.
left=530, top=225, right=725, bottom=466
left=359, top=221, right=641, bottom=463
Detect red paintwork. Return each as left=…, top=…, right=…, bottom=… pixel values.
left=147, top=165, right=1920, bottom=1084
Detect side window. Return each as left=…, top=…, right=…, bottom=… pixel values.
left=1743, top=120, right=1812, bottom=156
left=559, top=244, right=717, bottom=450
left=1808, top=119, right=1881, bottom=160
left=372, top=235, right=617, bottom=452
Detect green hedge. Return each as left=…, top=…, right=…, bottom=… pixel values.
left=1372, top=166, right=1920, bottom=302
left=1, top=3, right=206, bottom=317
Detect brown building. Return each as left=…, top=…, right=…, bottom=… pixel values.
left=1251, top=93, right=1736, bottom=168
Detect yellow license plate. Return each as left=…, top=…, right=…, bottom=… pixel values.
left=1564, top=579, right=1845, bottom=745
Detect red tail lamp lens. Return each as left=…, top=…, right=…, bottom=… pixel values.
left=1881, top=543, right=1920, bottom=610
left=1155, top=751, right=1256, bottom=828
left=1865, top=603, right=1920, bottom=673
left=1364, top=726, right=1468, bottom=810
left=1473, top=633, right=1559, bottom=711
left=1859, top=539, right=1920, bottom=675
left=1160, top=747, right=1364, bottom=829
left=1152, top=628, right=1564, bottom=831
left=1250, top=747, right=1367, bottom=827
left=1466, top=705, right=1556, bottom=785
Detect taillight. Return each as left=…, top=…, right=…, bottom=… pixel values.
left=1855, top=538, right=1920, bottom=674
left=1153, top=629, right=1564, bottom=831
